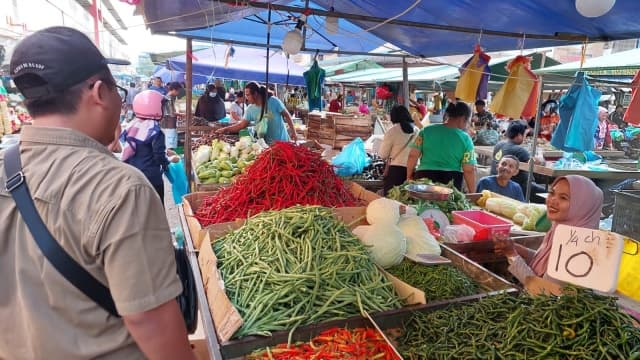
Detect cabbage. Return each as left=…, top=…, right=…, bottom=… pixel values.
left=352, top=225, right=371, bottom=240
left=398, top=215, right=441, bottom=257
left=194, top=145, right=211, bottom=167
left=366, top=198, right=400, bottom=225
left=516, top=204, right=547, bottom=218
left=522, top=206, right=546, bottom=230
left=361, top=223, right=406, bottom=268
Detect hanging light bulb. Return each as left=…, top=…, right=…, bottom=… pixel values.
left=325, top=7, right=338, bottom=34
left=282, top=13, right=307, bottom=55
left=575, top=0, right=616, bottom=18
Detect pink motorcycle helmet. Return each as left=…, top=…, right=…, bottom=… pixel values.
left=133, top=90, right=165, bottom=120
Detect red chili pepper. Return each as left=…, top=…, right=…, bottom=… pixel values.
left=195, top=143, right=357, bottom=226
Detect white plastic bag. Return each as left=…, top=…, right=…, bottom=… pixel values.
left=441, top=224, right=476, bottom=243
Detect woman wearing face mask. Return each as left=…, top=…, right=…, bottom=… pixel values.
left=406, top=102, right=477, bottom=192
left=493, top=175, right=603, bottom=284
left=195, top=83, right=226, bottom=123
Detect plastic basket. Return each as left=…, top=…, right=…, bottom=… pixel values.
left=617, top=237, right=640, bottom=301
left=451, top=210, right=512, bottom=241
left=611, top=190, right=640, bottom=241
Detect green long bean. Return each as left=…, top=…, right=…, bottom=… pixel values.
left=398, top=287, right=640, bottom=359
left=386, top=260, right=479, bottom=301
left=211, top=205, right=401, bottom=338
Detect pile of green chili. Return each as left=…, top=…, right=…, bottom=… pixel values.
left=399, top=287, right=640, bottom=359
left=212, top=206, right=401, bottom=339
left=386, top=260, right=479, bottom=302
left=387, top=179, right=471, bottom=220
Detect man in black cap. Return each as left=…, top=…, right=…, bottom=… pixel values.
left=0, top=27, right=194, bottom=360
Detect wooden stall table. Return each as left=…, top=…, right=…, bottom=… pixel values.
left=518, top=162, right=640, bottom=181
left=475, top=146, right=626, bottom=166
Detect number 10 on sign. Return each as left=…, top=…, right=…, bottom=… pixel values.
left=546, top=224, right=625, bottom=293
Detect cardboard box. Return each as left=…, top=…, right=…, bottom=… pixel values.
left=183, top=183, right=382, bottom=249
left=194, top=206, right=425, bottom=343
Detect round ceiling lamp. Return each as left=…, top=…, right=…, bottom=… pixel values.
left=282, top=29, right=303, bottom=55
left=575, top=0, right=616, bottom=18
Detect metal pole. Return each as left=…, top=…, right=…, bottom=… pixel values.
left=265, top=6, right=271, bottom=87
left=526, top=53, right=547, bottom=202
left=185, top=38, right=193, bottom=190
left=402, top=57, right=410, bottom=109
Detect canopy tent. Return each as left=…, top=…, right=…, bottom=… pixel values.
left=162, top=44, right=307, bottom=86
left=534, top=48, right=640, bottom=84
left=326, top=53, right=559, bottom=87
left=168, top=1, right=388, bottom=55
left=151, top=65, right=185, bottom=84
left=322, top=60, right=383, bottom=77
left=141, top=0, right=640, bottom=57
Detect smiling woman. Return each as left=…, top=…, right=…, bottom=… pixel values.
left=493, top=175, right=603, bottom=284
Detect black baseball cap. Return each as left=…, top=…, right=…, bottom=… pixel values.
left=10, top=26, right=130, bottom=100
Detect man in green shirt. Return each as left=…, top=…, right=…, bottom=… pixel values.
left=407, top=102, right=477, bottom=192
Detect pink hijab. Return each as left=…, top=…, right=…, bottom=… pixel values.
left=529, top=175, right=603, bottom=276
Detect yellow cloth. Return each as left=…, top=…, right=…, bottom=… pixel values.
left=455, top=53, right=485, bottom=103
left=490, top=56, right=537, bottom=119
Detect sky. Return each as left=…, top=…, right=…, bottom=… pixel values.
left=113, top=1, right=186, bottom=56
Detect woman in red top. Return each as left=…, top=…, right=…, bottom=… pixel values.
left=329, top=94, right=343, bottom=112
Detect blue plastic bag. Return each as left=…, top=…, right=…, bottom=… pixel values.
left=331, top=138, right=370, bottom=176
left=164, top=159, right=189, bottom=205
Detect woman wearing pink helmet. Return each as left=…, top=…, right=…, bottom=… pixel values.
left=121, top=90, right=178, bottom=205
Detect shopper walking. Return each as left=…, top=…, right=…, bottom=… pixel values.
left=0, top=27, right=194, bottom=360
left=122, top=90, right=179, bottom=205
left=379, top=105, right=416, bottom=195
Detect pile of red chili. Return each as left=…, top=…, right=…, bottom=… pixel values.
left=248, top=327, right=400, bottom=360
left=195, top=142, right=358, bottom=226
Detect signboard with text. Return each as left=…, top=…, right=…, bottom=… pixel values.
left=547, top=224, right=625, bottom=293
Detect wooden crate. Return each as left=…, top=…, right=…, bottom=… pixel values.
left=195, top=207, right=425, bottom=344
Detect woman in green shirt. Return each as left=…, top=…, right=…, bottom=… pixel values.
left=406, top=102, right=477, bottom=192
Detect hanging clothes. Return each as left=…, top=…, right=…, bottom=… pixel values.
left=304, top=60, right=326, bottom=111
left=550, top=72, right=602, bottom=152
left=490, top=55, right=540, bottom=119
left=455, top=46, right=491, bottom=102
left=624, top=69, right=640, bottom=126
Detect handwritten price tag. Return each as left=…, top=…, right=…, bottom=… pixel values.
left=546, top=224, right=624, bottom=293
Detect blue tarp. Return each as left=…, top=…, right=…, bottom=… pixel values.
left=143, top=0, right=640, bottom=57
left=159, top=44, right=307, bottom=85
left=151, top=65, right=185, bottom=84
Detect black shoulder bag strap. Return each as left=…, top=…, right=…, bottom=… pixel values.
left=3, top=145, right=119, bottom=317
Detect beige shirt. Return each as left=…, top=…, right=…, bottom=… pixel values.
left=0, top=126, right=182, bottom=360
left=378, top=124, right=416, bottom=167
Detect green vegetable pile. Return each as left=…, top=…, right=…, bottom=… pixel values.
left=387, top=179, right=472, bottom=220
left=386, top=260, right=479, bottom=302
left=212, top=206, right=402, bottom=338
left=399, top=287, right=640, bottom=359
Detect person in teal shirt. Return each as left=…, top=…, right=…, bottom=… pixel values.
left=216, top=82, right=297, bottom=144
left=407, top=102, right=477, bottom=192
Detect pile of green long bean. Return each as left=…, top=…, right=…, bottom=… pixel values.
left=213, top=206, right=402, bottom=338
left=386, top=260, right=479, bottom=302
left=399, top=288, right=640, bottom=359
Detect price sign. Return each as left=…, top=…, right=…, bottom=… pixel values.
left=546, top=224, right=624, bottom=293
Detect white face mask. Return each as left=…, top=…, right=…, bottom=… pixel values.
left=209, top=92, right=217, bottom=98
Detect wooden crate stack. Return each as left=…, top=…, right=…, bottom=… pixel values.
left=306, top=112, right=336, bottom=148
left=332, top=114, right=373, bottom=149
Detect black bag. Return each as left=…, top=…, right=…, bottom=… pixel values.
left=3, top=144, right=198, bottom=333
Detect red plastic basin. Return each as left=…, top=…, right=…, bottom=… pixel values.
left=452, top=210, right=512, bottom=241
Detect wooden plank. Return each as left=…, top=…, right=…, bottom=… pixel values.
left=179, top=205, right=224, bottom=360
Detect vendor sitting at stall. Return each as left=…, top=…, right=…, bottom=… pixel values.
left=216, top=81, right=297, bottom=144
left=476, top=155, right=525, bottom=201
left=195, top=84, right=227, bottom=123
left=493, top=175, right=603, bottom=285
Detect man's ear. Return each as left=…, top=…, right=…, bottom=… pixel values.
left=89, top=80, right=109, bottom=107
